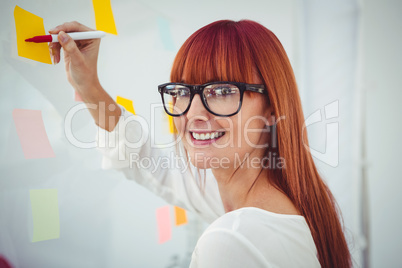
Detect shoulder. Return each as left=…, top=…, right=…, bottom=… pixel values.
left=190, top=207, right=321, bottom=268
left=191, top=224, right=269, bottom=268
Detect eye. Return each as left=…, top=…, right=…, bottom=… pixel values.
left=176, top=88, right=190, bottom=98
left=221, top=87, right=232, bottom=95
left=165, top=86, right=190, bottom=98
left=211, top=86, right=238, bottom=96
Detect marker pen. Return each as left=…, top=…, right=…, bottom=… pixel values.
left=25, top=31, right=106, bottom=43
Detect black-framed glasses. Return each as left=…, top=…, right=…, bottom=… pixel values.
left=158, top=81, right=266, bottom=117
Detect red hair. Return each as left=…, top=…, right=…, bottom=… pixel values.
left=170, top=20, right=352, bottom=267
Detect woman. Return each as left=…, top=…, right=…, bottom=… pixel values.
left=50, top=20, right=352, bottom=267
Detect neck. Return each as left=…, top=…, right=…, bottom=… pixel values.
left=212, top=164, right=302, bottom=216
left=212, top=164, right=270, bottom=213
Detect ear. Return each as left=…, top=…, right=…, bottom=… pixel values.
left=264, top=105, right=275, bottom=126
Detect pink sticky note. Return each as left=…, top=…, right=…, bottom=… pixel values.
left=74, top=91, right=83, bottom=102
left=12, top=109, right=55, bottom=159
left=156, top=206, right=172, bottom=244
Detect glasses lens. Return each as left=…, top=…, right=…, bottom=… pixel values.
left=203, top=84, right=241, bottom=115
left=162, top=84, right=191, bottom=115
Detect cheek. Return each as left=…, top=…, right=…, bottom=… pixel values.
left=173, top=117, right=191, bottom=148
left=237, top=107, right=269, bottom=147
left=242, top=119, right=268, bottom=147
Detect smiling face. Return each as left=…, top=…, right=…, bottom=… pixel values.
left=169, top=20, right=276, bottom=170
left=174, top=78, right=272, bottom=170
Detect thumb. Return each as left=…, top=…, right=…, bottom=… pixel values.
left=58, top=31, right=84, bottom=65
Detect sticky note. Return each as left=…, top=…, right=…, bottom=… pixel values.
left=14, top=6, right=52, bottom=64
left=174, top=206, right=187, bottom=226
left=116, top=96, right=135, bottom=114
left=74, top=91, right=83, bottom=102
left=157, top=17, right=175, bottom=51
left=30, top=189, right=60, bottom=242
left=167, top=114, right=177, bottom=134
left=92, top=0, right=118, bottom=35
left=12, top=109, right=55, bottom=159
left=156, top=206, right=171, bottom=244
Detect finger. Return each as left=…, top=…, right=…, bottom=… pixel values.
left=48, top=42, right=61, bottom=64
left=49, top=21, right=94, bottom=34
left=58, top=31, right=85, bottom=66
left=48, top=43, right=54, bottom=64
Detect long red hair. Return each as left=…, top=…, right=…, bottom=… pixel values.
left=170, top=20, right=351, bottom=267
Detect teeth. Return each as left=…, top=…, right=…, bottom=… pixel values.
left=192, top=131, right=224, bottom=141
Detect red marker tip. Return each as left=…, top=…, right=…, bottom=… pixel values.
left=24, top=35, right=52, bottom=43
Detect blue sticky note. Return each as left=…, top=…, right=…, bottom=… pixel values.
left=157, top=17, right=175, bottom=51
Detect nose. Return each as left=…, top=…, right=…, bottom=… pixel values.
left=186, top=94, right=210, bottom=121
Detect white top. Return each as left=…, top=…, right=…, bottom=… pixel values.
left=96, top=107, right=320, bottom=267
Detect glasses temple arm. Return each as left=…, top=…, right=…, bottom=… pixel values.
left=246, top=85, right=266, bottom=94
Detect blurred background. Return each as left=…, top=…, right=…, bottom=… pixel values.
left=0, top=0, right=401, bottom=267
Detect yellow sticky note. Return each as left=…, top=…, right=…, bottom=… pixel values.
left=168, top=114, right=178, bottom=134
left=92, top=0, right=118, bottom=35
left=30, top=189, right=60, bottom=242
left=174, top=206, right=187, bottom=226
left=167, top=101, right=178, bottom=134
left=14, top=6, right=52, bottom=64
left=116, top=96, right=135, bottom=114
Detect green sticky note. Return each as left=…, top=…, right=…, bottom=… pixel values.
left=30, top=189, right=60, bottom=242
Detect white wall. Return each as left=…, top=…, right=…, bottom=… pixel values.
left=295, top=0, right=364, bottom=265
left=361, top=0, right=402, bottom=267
